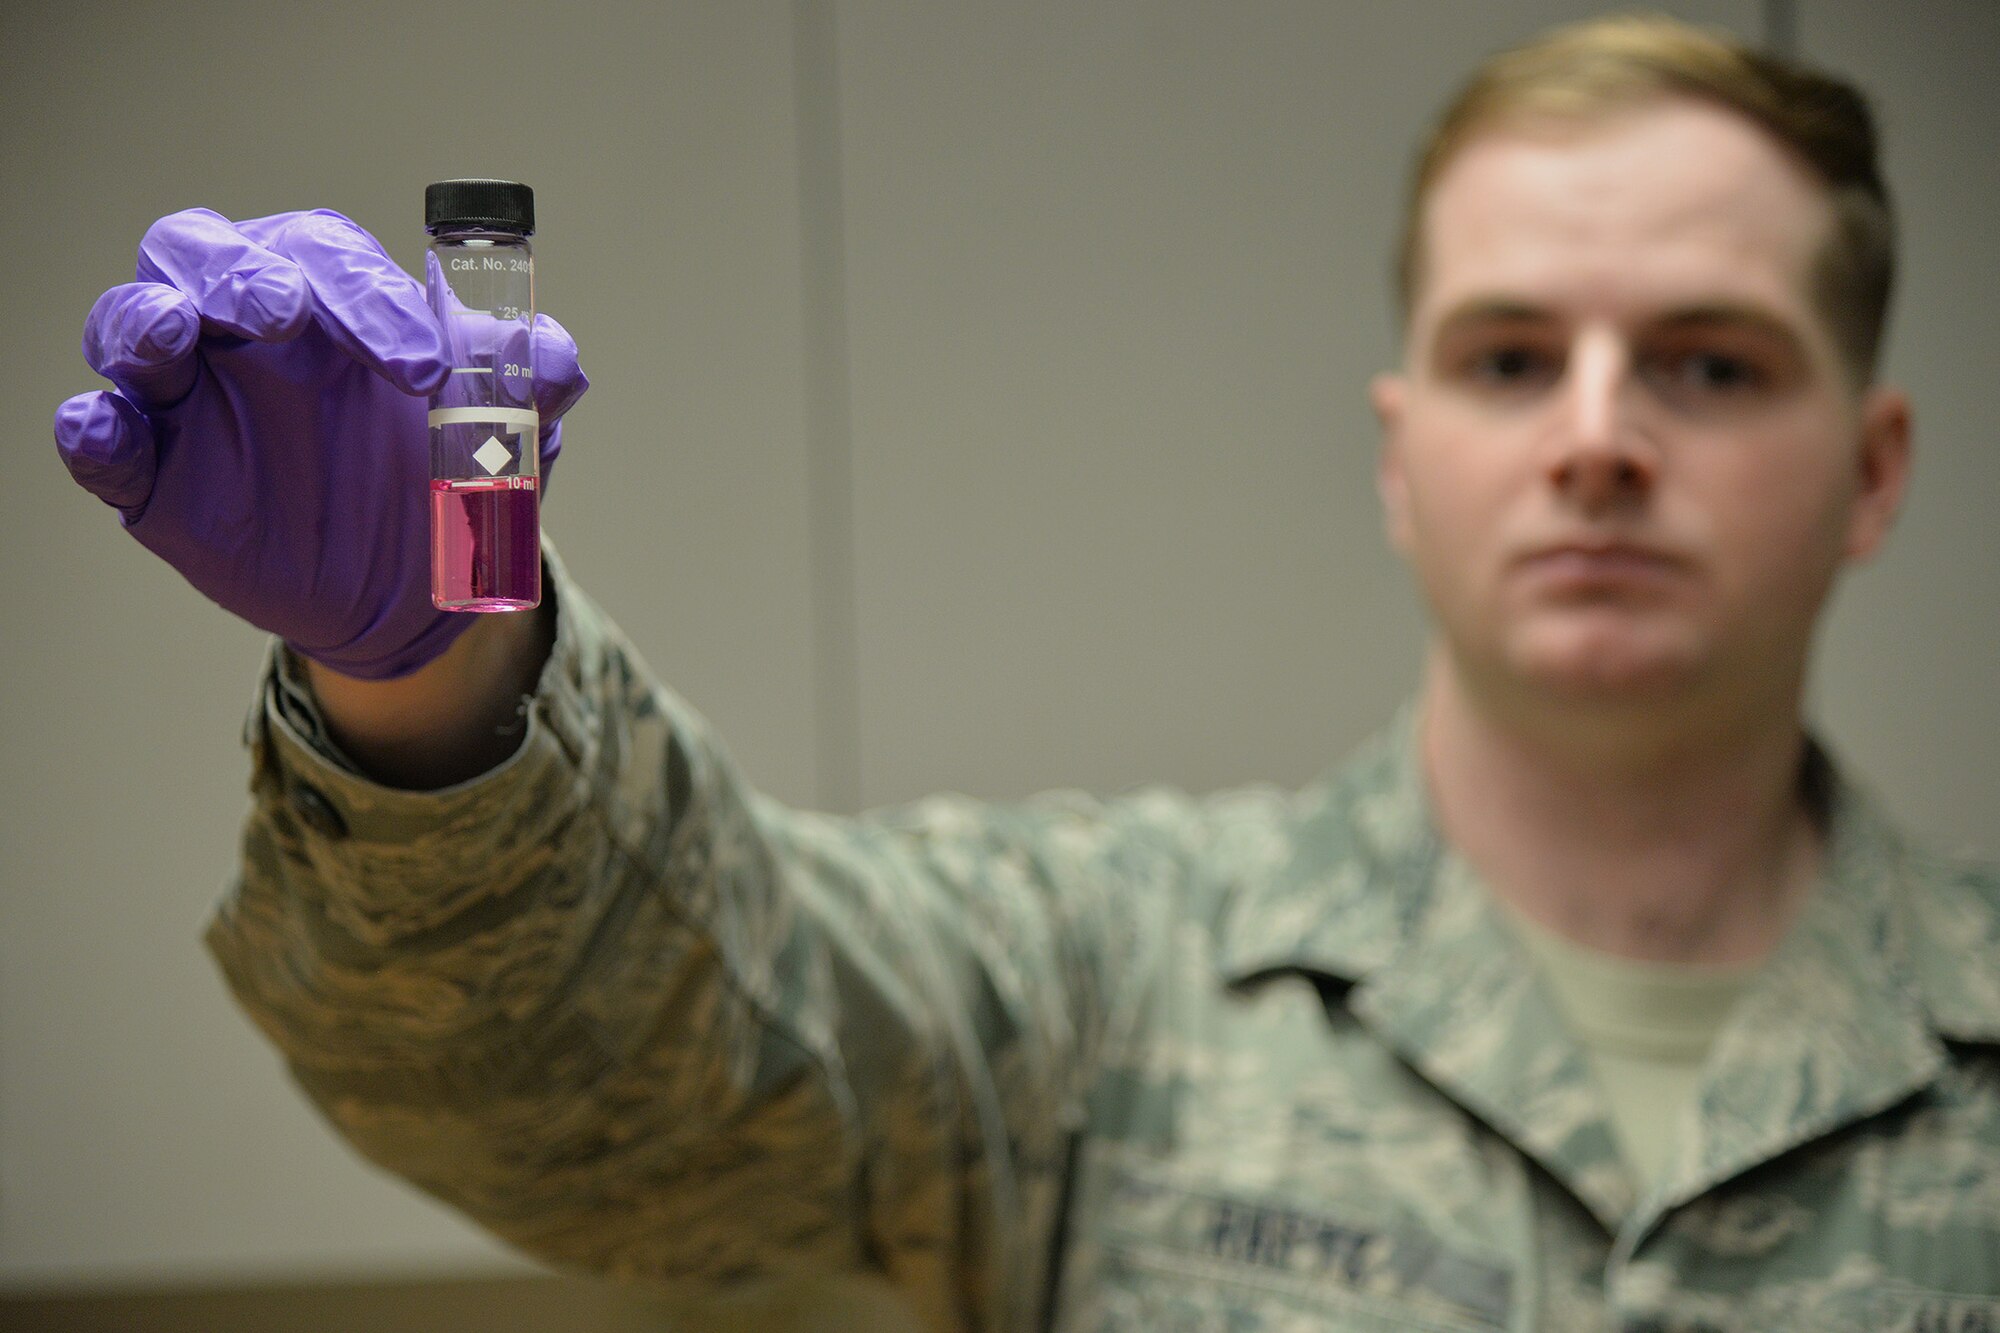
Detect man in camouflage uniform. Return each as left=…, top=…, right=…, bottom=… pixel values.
left=56, top=13, right=2000, bottom=1333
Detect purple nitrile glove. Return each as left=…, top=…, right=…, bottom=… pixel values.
left=52, top=207, right=588, bottom=680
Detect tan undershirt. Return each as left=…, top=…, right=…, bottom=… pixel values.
left=1493, top=896, right=1763, bottom=1189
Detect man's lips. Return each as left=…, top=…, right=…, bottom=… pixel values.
left=1513, top=540, right=1687, bottom=586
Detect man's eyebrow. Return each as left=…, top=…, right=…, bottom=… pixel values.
left=1430, top=299, right=1548, bottom=341
left=1651, top=302, right=1808, bottom=352
left=1428, top=297, right=1808, bottom=350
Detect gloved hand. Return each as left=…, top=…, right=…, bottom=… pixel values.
left=52, top=207, right=588, bottom=679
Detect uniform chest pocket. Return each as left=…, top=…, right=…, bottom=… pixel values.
left=1067, top=1162, right=1514, bottom=1333
left=1627, top=1282, right=2000, bottom=1333
left=1782, top=1285, right=2000, bottom=1333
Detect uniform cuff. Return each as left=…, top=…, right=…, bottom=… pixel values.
left=245, top=538, right=598, bottom=855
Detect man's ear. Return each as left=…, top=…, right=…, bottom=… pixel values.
left=1843, top=384, right=1912, bottom=563
left=1371, top=371, right=1415, bottom=556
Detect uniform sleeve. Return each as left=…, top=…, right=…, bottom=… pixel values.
left=203, top=543, right=1230, bottom=1331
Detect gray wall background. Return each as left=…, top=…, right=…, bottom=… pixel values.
left=2, top=0, right=1993, bottom=1294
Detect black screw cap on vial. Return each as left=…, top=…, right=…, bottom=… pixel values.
left=424, top=179, right=535, bottom=235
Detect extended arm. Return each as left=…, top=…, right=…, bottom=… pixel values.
left=208, top=554, right=1208, bottom=1331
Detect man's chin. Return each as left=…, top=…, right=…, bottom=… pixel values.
left=1509, top=630, right=1704, bottom=704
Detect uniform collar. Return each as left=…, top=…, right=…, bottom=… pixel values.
left=1214, top=703, right=1440, bottom=988
left=1217, top=704, right=2000, bottom=1042
left=1216, top=705, right=2000, bottom=1235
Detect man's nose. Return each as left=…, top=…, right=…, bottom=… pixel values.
left=1548, top=333, right=1656, bottom=510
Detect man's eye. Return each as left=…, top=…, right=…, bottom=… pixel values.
left=1653, top=351, right=1764, bottom=393
left=1465, top=346, right=1554, bottom=384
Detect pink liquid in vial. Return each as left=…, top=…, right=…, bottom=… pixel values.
left=430, top=476, right=540, bottom=611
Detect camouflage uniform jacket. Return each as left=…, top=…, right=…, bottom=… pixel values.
left=207, top=549, right=2000, bottom=1333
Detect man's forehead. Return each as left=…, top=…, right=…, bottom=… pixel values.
left=1414, top=99, right=1836, bottom=323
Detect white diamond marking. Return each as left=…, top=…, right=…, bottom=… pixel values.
left=473, top=435, right=513, bottom=476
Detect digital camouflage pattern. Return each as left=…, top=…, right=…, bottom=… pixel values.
left=207, top=546, right=2000, bottom=1332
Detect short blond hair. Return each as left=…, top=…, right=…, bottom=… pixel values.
left=1396, top=13, right=1895, bottom=385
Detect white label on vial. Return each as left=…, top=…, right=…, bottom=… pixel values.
left=473, top=436, right=513, bottom=475
left=429, top=407, right=540, bottom=432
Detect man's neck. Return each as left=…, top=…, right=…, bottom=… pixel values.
left=1418, top=654, right=1824, bottom=968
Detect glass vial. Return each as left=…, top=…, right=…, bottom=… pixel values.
left=424, top=178, right=540, bottom=611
